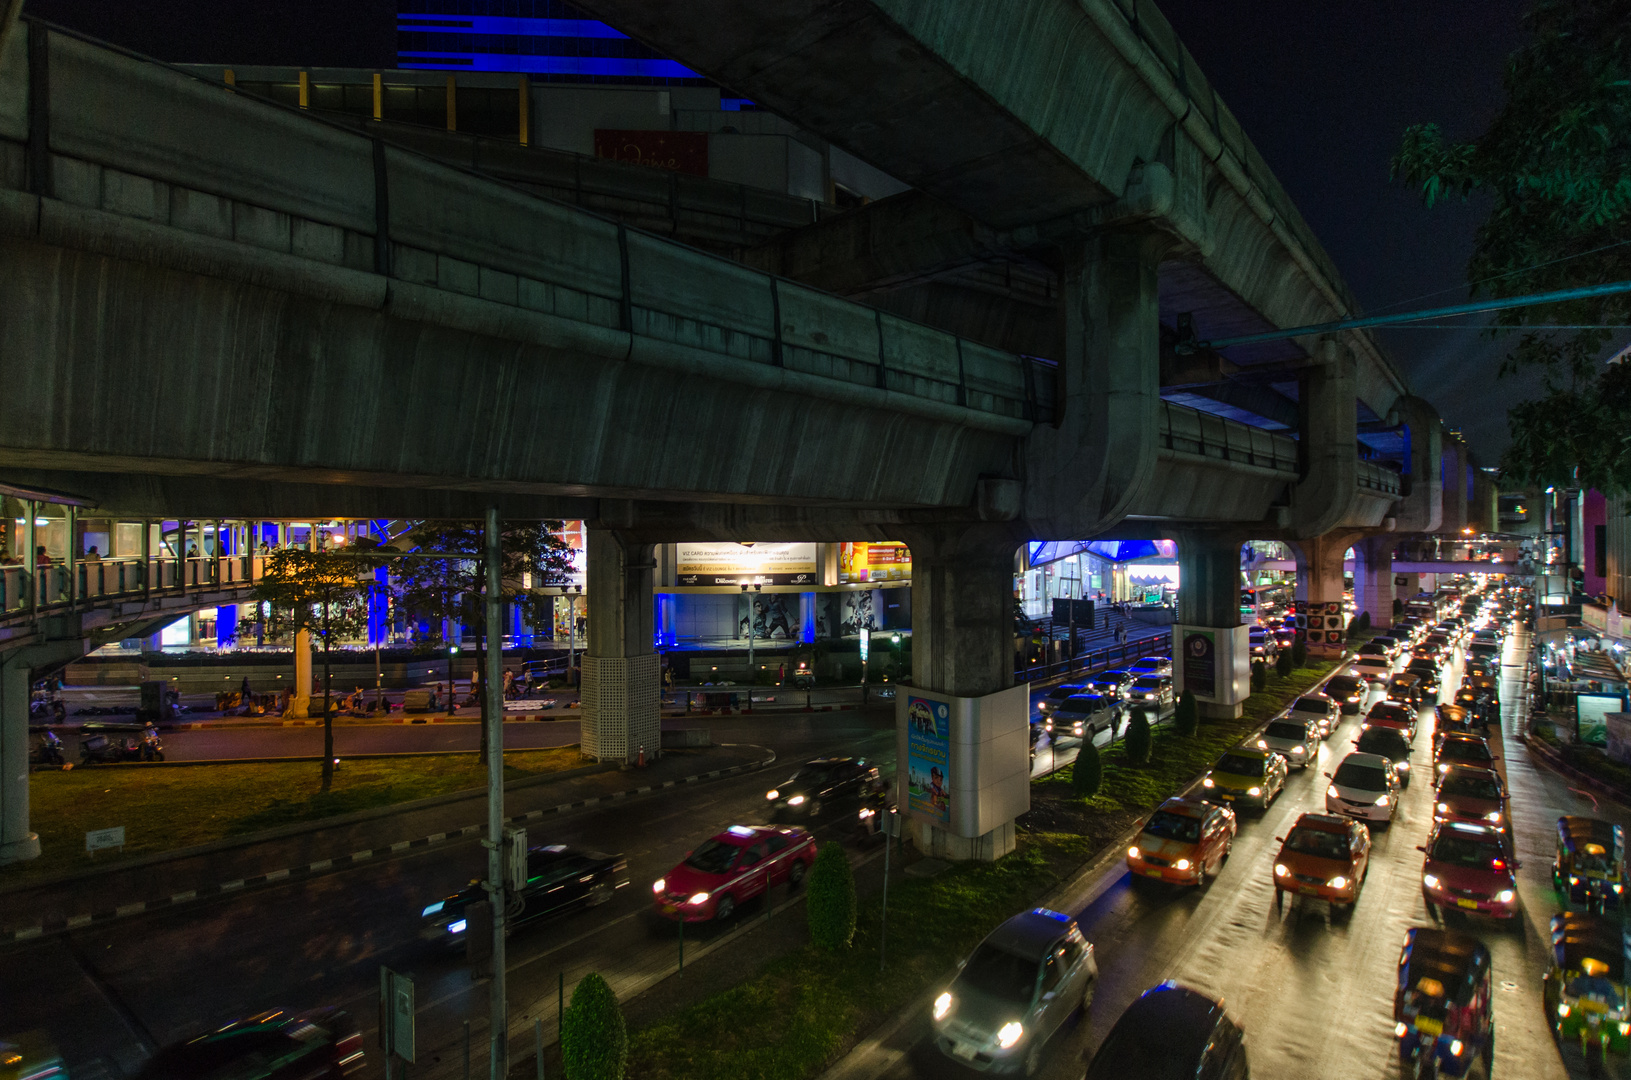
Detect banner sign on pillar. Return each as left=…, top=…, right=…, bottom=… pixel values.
left=1182, top=630, right=1216, bottom=698
left=905, top=696, right=951, bottom=824
left=1301, top=601, right=1345, bottom=646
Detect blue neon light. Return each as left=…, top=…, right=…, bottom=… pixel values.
left=398, top=52, right=700, bottom=78
left=397, top=16, right=629, bottom=38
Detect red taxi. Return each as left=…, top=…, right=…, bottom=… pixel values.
left=1363, top=700, right=1419, bottom=742
left=1433, top=765, right=1507, bottom=829
left=1126, top=797, right=1237, bottom=886
left=1419, top=821, right=1520, bottom=920
left=652, top=824, right=815, bottom=922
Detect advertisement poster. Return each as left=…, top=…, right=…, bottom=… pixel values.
left=906, top=696, right=951, bottom=824
left=1183, top=630, right=1216, bottom=698
left=1578, top=693, right=1626, bottom=748
left=838, top=542, right=913, bottom=583
left=546, top=521, right=586, bottom=588
left=675, top=543, right=817, bottom=586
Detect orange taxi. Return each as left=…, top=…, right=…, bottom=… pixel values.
left=1126, top=797, right=1237, bottom=886
left=1272, top=812, right=1372, bottom=913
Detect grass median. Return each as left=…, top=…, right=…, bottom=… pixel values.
left=628, top=658, right=1337, bottom=1080
left=12, top=747, right=583, bottom=884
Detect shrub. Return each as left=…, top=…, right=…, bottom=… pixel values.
left=1072, top=743, right=1103, bottom=798
left=561, top=972, right=627, bottom=1080
left=1358, top=610, right=1372, bottom=631
left=1250, top=661, right=1267, bottom=694
left=806, top=841, right=856, bottom=952
left=1173, top=690, right=1198, bottom=737
left=1275, top=648, right=1293, bottom=679
left=1123, top=707, right=1152, bottom=766
left=1291, top=634, right=1308, bottom=668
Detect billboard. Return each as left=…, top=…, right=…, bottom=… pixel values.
left=675, top=543, right=818, bottom=587
left=1182, top=629, right=1216, bottom=698
left=838, top=542, right=912, bottom=583
left=592, top=130, right=708, bottom=176
left=905, top=696, right=951, bottom=824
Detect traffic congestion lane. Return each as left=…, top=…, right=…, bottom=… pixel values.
left=885, top=621, right=1591, bottom=1080
left=0, top=710, right=894, bottom=1079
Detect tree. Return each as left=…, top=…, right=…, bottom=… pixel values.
left=1250, top=661, right=1267, bottom=694
left=1072, top=743, right=1103, bottom=798
left=1173, top=689, right=1199, bottom=737
left=806, top=841, right=857, bottom=952
left=1275, top=647, right=1294, bottom=679
left=1123, top=707, right=1152, bottom=766
left=246, top=546, right=377, bottom=791
left=560, top=972, right=626, bottom=1080
left=1291, top=634, right=1308, bottom=669
left=390, top=521, right=575, bottom=761
left=1358, top=611, right=1372, bottom=632
left=1392, top=0, right=1631, bottom=493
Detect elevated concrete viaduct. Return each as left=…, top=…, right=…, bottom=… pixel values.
left=0, top=17, right=1487, bottom=862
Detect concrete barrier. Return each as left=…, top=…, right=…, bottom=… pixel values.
left=661, top=727, right=712, bottom=749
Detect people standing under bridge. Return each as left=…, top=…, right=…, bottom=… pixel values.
left=84, top=545, right=101, bottom=561
left=35, top=546, right=51, bottom=566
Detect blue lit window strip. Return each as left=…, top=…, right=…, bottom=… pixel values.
left=398, top=52, right=701, bottom=78
left=397, top=15, right=628, bottom=38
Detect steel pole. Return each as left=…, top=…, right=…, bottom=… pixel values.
left=484, top=507, right=508, bottom=1080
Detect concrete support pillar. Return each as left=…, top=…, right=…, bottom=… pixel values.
left=1353, top=535, right=1396, bottom=628
left=289, top=627, right=313, bottom=717
left=1442, top=440, right=1469, bottom=533
left=1173, top=533, right=1250, bottom=720
left=898, top=527, right=1028, bottom=862
left=581, top=529, right=659, bottom=764
left=0, top=652, right=40, bottom=865
left=1290, top=533, right=1354, bottom=655
left=1293, top=338, right=1360, bottom=536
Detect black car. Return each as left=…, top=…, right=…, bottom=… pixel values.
left=1403, top=660, right=1441, bottom=696
left=1354, top=726, right=1415, bottom=788
left=133, top=1008, right=365, bottom=1080
left=1085, top=982, right=1249, bottom=1080
left=765, top=757, right=879, bottom=819
left=1324, top=675, right=1365, bottom=715
left=1036, top=683, right=1087, bottom=719
left=420, top=844, right=628, bottom=948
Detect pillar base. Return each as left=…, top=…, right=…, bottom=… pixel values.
left=910, top=818, right=1015, bottom=862
left=1198, top=700, right=1244, bottom=721
left=581, top=653, right=660, bottom=763
left=0, top=832, right=40, bottom=865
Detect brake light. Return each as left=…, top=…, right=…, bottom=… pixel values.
left=1491, top=859, right=1505, bottom=870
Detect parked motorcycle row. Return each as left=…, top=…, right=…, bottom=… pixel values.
left=30, top=722, right=164, bottom=768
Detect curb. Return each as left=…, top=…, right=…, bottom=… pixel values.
left=1521, top=732, right=1631, bottom=811
left=0, top=747, right=776, bottom=943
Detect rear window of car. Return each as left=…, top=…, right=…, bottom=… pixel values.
left=1333, top=761, right=1389, bottom=790
left=1266, top=721, right=1309, bottom=741
left=1294, top=697, right=1330, bottom=712
left=1325, top=678, right=1360, bottom=696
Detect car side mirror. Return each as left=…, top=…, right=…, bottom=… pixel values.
left=1416, top=845, right=1427, bottom=852
left=1324, top=772, right=1333, bottom=778
left=1274, top=837, right=1284, bottom=843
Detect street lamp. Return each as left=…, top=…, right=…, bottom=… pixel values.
left=740, top=581, right=762, bottom=711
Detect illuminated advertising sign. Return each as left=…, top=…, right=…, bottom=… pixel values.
left=837, top=541, right=912, bottom=583
left=905, top=696, right=951, bottom=824
left=675, top=543, right=818, bottom=587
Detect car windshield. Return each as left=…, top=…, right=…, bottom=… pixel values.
left=1285, top=828, right=1350, bottom=860
left=1047, top=685, right=1084, bottom=700
left=684, top=839, right=741, bottom=875
left=1133, top=678, right=1162, bottom=691
left=1215, top=753, right=1264, bottom=777
left=1333, top=762, right=1389, bottom=791
left=1061, top=695, right=1107, bottom=713
left=793, top=765, right=838, bottom=784
left=1565, top=976, right=1625, bottom=1010
left=957, top=942, right=1039, bottom=1004
left=1407, top=663, right=1437, bottom=675
left=1440, top=773, right=1502, bottom=800
left=1429, top=832, right=1504, bottom=866
left=1294, top=697, right=1330, bottom=712
left=1266, top=722, right=1308, bottom=741
left=1442, top=742, right=1491, bottom=763
left=1142, top=811, right=1201, bottom=843
left=1326, top=678, right=1360, bottom=696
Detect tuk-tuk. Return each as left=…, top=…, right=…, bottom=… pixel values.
left=1435, top=703, right=1475, bottom=736
left=1544, top=912, right=1631, bottom=1062
left=1394, top=926, right=1494, bottom=1078
left=1555, top=816, right=1627, bottom=912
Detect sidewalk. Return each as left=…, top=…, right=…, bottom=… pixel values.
left=0, top=741, right=775, bottom=941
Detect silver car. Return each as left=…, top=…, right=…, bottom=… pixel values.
left=932, top=908, right=1098, bottom=1075
left=1257, top=718, right=1319, bottom=770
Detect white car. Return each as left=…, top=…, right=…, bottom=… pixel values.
left=1288, top=694, right=1341, bottom=738
left=1257, top=718, right=1319, bottom=769
left=1348, top=656, right=1392, bottom=686
left=1325, top=752, right=1400, bottom=824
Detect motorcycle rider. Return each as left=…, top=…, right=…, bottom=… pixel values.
left=140, top=721, right=163, bottom=762
left=38, top=727, right=64, bottom=766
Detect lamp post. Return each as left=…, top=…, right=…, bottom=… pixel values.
left=740, top=581, right=762, bottom=712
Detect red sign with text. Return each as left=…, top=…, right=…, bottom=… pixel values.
left=593, top=130, right=709, bottom=176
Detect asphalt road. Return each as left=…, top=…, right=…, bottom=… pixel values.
left=0, top=709, right=897, bottom=1079
left=882, top=624, right=1623, bottom=1080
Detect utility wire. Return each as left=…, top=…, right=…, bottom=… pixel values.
left=1368, top=236, right=1631, bottom=315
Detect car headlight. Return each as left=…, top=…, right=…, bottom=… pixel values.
left=766, top=790, right=779, bottom=800
left=1424, top=874, right=1441, bottom=890
left=1274, top=863, right=1288, bottom=877
left=652, top=878, right=666, bottom=894
left=997, top=1021, right=1024, bottom=1049
left=421, top=901, right=445, bottom=917
left=1396, top=1021, right=1409, bottom=1038
left=687, top=892, right=710, bottom=906
left=1248, top=787, right=1262, bottom=797
left=933, top=992, right=953, bottom=1021
left=1397, top=760, right=1409, bottom=770
left=448, top=918, right=467, bottom=934
left=1327, top=784, right=1340, bottom=798
left=1128, top=846, right=1141, bottom=860
left=1375, top=794, right=1390, bottom=806
left=1558, top=1003, right=1572, bottom=1018
left=1203, top=777, right=1215, bottom=788
left=1173, top=858, right=1191, bottom=871
left=1329, top=875, right=1348, bottom=890
left=1495, top=889, right=1515, bottom=904
left=1571, top=876, right=1580, bottom=885
left=1437, top=763, right=1449, bottom=773
left=1256, top=739, right=1267, bottom=748
left=1291, top=746, right=1306, bottom=755
left=1436, top=802, right=1449, bottom=814
left=788, top=795, right=806, bottom=806
left=1486, top=811, right=1502, bottom=824
left=1449, top=1039, right=1464, bottom=1057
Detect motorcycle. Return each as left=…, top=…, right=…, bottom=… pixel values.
left=140, top=724, right=165, bottom=762
left=30, top=730, right=65, bottom=767
left=79, top=732, right=141, bottom=765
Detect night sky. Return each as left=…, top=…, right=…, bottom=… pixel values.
left=23, top=0, right=1537, bottom=460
